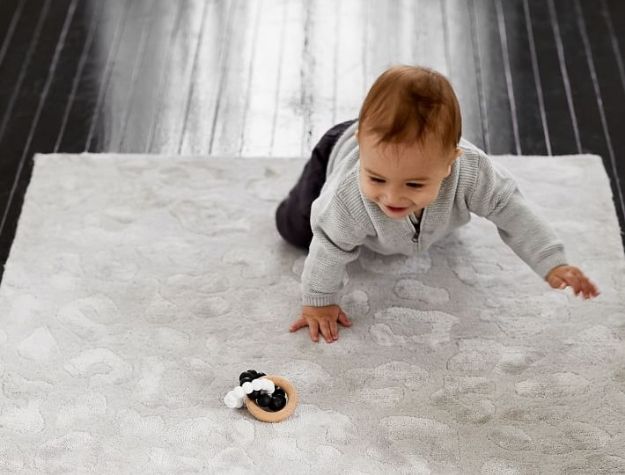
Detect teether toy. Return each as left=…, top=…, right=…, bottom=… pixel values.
left=223, top=369, right=299, bottom=422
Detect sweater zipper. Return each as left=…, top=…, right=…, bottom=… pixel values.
left=408, top=208, right=427, bottom=246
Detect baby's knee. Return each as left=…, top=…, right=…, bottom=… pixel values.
left=275, top=201, right=311, bottom=250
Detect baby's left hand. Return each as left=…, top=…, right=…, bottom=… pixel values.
left=546, top=265, right=600, bottom=299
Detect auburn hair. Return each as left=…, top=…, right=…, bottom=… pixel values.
left=358, top=65, right=462, bottom=150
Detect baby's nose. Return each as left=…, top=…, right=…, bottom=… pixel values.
left=384, top=191, right=405, bottom=204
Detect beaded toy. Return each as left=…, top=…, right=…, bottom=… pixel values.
left=223, top=370, right=299, bottom=422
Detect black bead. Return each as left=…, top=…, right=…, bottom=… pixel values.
left=240, top=377, right=253, bottom=385
left=269, top=395, right=286, bottom=411
left=246, top=369, right=258, bottom=377
left=273, top=387, right=285, bottom=398
left=249, top=390, right=262, bottom=400
left=256, top=394, right=272, bottom=408
left=257, top=372, right=266, bottom=378
left=239, top=371, right=252, bottom=382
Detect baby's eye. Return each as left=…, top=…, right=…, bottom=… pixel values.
left=406, top=183, right=423, bottom=188
left=369, top=177, right=384, bottom=183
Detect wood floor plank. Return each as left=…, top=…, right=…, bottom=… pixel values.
left=396, top=0, right=418, bottom=66
left=334, top=0, right=367, bottom=124
left=84, top=0, right=132, bottom=151
left=520, top=0, right=551, bottom=155
left=270, top=0, right=305, bottom=158
left=414, top=0, right=449, bottom=76
left=240, top=0, right=289, bottom=156
left=524, top=0, right=579, bottom=155
left=148, top=0, right=210, bottom=154
left=473, top=0, right=516, bottom=155
left=204, top=0, right=260, bottom=156
left=109, top=0, right=157, bottom=152
left=143, top=0, right=190, bottom=153
left=0, top=0, right=22, bottom=73
left=117, top=0, right=179, bottom=153
left=53, top=0, right=106, bottom=153
left=90, top=0, right=156, bottom=152
left=0, top=0, right=52, bottom=150
left=5, top=0, right=82, bottom=157
left=442, top=0, right=485, bottom=150
left=603, top=0, right=625, bottom=98
left=364, top=0, right=394, bottom=87
left=550, top=0, right=603, bottom=154
left=547, top=0, right=584, bottom=154
left=180, top=0, right=233, bottom=155
left=495, top=0, right=548, bottom=155
left=304, top=0, right=340, bottom=151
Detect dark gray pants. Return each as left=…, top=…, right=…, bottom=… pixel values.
left=275, top=119, right=357, bottom=249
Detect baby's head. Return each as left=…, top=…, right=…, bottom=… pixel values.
left=356, top=65, right=463, bottom=219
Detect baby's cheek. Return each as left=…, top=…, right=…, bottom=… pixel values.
left=361, top=184, right=377, bottom=202
left=423, top=188, right=440, bottom=203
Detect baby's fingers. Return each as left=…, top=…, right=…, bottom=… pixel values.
left=548, top=274, right=567, bottom=290
left=308, top=319, right=320, bottom=343
left=319, top=320, right=333, bottom=343
left=559, top=271, right=581, bottom=295
left=289, top=317, right=307, bottom=332
left=337, top=310, right=352, bottom=327
left=329, top=320, right=338, bottom=341
left=580, top=276, right=600, bottom=299
left=567, top=272, right=594, bottom=298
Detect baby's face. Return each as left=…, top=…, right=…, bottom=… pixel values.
left=357, top=130, right=462, bottom=219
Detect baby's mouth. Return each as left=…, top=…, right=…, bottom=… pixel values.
left=383, top=204, right=410, bottom=214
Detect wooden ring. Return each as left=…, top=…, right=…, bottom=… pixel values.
left=244, top=375, right=299, bottom=423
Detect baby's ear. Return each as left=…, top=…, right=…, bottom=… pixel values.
left=445, top=149, right=462, bottom=177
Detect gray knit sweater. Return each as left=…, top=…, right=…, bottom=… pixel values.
left=301, top=121, right=568, bottom=307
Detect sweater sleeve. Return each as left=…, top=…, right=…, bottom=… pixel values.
left=468, top=152, right=568, bottom=280
left=300, top=195, right=366, bottom=307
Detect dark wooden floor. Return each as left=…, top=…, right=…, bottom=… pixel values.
left=1, top=0, right=624, bottom=283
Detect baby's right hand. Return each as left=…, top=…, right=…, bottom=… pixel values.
left=289, top=304, right=352, bottom=343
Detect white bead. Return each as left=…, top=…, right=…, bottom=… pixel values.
left=233, top=386, right=245, bottom=398
left=232, top=395, right=244, bottom=409
left=260, top=378, right=275, bottom=393
left=224, top=392, right=237, bottom=408
left=251, top=379, right=264, bottom=391
left=241, top=382, right=254, bottom=394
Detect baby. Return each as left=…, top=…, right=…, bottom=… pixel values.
left=275, top=65, right=600, bottom=344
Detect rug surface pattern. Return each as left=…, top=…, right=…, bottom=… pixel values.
left=1, top=153, right=624, bottom=473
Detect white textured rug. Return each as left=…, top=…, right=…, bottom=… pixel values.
left=1, top=153, right=625, bottom=474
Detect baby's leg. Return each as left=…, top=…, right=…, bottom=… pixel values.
left=275, top=119, right=356, bottom=249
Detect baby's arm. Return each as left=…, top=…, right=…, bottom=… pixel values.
left=290, top=195, right=365, bottom=343
left=468, top=152, right=576, bottom=283
left=300, top=195, right=366, bottom=307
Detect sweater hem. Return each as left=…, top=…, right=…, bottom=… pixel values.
left=533, top=248, right=568, bottom=280
left=302, top=294, right=338, bottom=307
